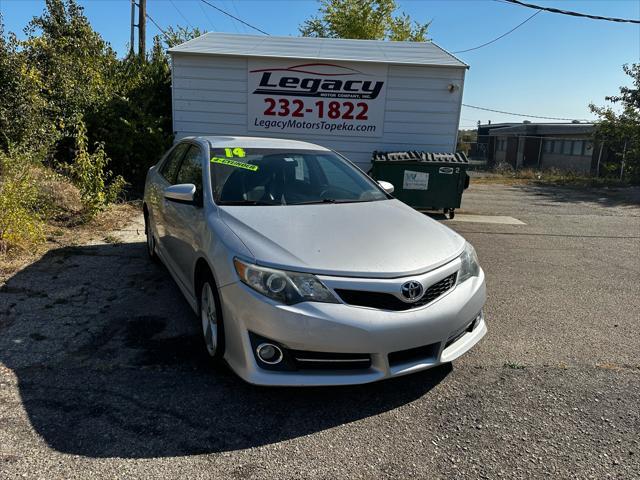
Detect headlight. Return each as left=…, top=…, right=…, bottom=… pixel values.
left=458, top=242, right=481, bottom=283
left=233, top=258, right=339, bottom=305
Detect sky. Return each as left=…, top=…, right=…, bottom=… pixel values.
left=1, top=0, right=639, bottom=127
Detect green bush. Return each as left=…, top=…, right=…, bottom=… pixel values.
left=66, top=121, right=126, bottom=216
left=0, top=2, right=208, bottom=256
left=1, top=2, right=207, bottom=194
left=0, top=149, right=45, bottom=253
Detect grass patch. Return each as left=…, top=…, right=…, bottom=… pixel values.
left=503, top=361, right=526, bottom=370
left=472, top=166, right=632, bottom=188
left=103, top=234, right=121, bottom=244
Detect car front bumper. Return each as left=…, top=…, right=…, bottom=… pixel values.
left=219, top=265, right=486, bottom=387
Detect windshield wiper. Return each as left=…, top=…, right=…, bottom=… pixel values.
left=290, top=198, right=338, bottom=205
left=217, top=200, right=276, bottom=206
left=292, top=198, right=380, bottom=205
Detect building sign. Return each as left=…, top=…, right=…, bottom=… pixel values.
left=403, top=170, right=429, bottom=190
left=247, top=59, right=387, bottom=137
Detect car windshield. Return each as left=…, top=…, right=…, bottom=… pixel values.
left=210, top=147, right=388, bottom=206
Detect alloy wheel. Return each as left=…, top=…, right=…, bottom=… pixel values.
left=200, top=282, right=218, bottom=356
left=146, top=228, right=155, bottom=256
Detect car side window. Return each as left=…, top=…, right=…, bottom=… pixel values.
left=175, top=145, right=204, bottom=205
left=159, top=143, right=189, bottom=184
left=175, top=145, right=203, bottom=191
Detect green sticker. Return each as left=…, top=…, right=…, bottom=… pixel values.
left=224, top=147, right=246, bottom=158
left=211, top=156, right=258, bottom=171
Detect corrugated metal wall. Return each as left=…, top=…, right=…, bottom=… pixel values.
left=171, top=54, right=464, bottom=169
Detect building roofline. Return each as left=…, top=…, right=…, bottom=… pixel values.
left=168, top=32, right=469, bottom=69
left=488, top=123, right=595, bottom=136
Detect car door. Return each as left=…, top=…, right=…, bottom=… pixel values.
left=153, top=142, right=190, bottom=258
left=163, top=144, right=206, bottom=289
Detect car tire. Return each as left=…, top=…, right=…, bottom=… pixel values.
left=144, top=210, right=159, bottom=262
left=198, top=272, right=225, bottom=362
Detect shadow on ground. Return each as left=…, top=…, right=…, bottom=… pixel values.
left=518, top=183, right=640, bottom=209
left=0, top=242, right=449, bottom=458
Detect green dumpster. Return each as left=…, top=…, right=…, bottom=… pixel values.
left=370, top=151, right=470, bottom=219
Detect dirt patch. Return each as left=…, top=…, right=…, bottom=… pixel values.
left=0, top=201, right=141, bottom=283
left=470, top=169, right=637, bottom=190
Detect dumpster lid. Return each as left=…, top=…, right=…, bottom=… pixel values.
left=372, top=151, right=469, bottom=164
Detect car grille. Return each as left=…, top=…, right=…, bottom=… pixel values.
left=289, top=350, right=372, bottom=370
left=335, top=272, right=457, bottom=311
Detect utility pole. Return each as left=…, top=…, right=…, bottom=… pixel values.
left=138, top=0, right=146, bottom=59
left=620, top=139, right=628, bottom=181
left=596, top=143, right=604, bottom=177
left=129, top=0, right=136, bottom=56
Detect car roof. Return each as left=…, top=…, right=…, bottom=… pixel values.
left=184, top=136, right=331, bottom=151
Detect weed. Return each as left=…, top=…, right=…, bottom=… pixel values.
left=503, top=361, right=526, bottom=370
left=474, top=167, right=632, bottom=188
left=65, top=121, right=126, bottom=217
left=103, top=234, right=121, bottom=244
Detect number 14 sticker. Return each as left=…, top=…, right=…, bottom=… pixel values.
left=225, top=147, right=246, bottom=158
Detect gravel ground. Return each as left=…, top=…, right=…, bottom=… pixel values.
left=1, top=183, right=639, bottom=479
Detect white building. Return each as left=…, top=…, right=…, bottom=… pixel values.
left=169, top=33, right=467, bottom=171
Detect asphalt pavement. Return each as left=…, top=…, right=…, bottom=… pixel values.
left=1, top=182, right=639, bottom=479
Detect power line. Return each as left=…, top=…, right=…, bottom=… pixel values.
left=498, top=0, right=640, bottom=24
left=462, top=103, right=591, bottom=122
left=453, top=10, right=540, bottom=54
left=133, top=2, right=169, bottom=40
left=145, top=11, right=170, bottom=39
left=198, top=0, right=217, bottom=31
left=200, top=0, right=269, bottom=35
left=169, top=0, right=194, bottom=29
left=230, top=0, right=247, bottom=33
left=218, top=0, right=239, bottom=33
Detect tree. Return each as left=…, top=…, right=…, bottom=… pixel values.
left=457, top=129, right=476, bottom=156
left=590, top=64, right=640, bottom=182
left=21, top=0, right=117, bottom=138
left=85, top=27, right=203, bottom=190
left=162, top=25, right=205, bottom=49
left=300, top=0, right=429, bottom=41
left=1, top=0, right=203, bottom=192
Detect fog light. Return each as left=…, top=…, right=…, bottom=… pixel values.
left=256, top=343, right=283, bottom=365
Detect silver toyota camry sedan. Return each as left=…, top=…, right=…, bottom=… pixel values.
left=143, top=136, right=486, bottom=386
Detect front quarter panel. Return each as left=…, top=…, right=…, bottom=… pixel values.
left=143, top=166, right=163, bottom=229
left=199, top=212, right=255, bottom=290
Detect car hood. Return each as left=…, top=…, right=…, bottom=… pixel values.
left=218, top=199, right=465, bottom=278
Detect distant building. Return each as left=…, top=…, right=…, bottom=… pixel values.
left=483, top=123, right=597, bottom=173
left=471, top=122, right=521, bottom=162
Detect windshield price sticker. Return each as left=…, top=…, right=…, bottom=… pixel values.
left=211, top=156, right=258, bottom=171
left=224, top=147, right=246, bottom=158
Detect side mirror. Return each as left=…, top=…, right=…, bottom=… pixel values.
left=164, top=184, right=196, bottom=204
left=378, top=180, right=394, bottom=194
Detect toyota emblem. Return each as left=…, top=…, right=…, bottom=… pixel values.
left=401, top=281, right=424, bottom=302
